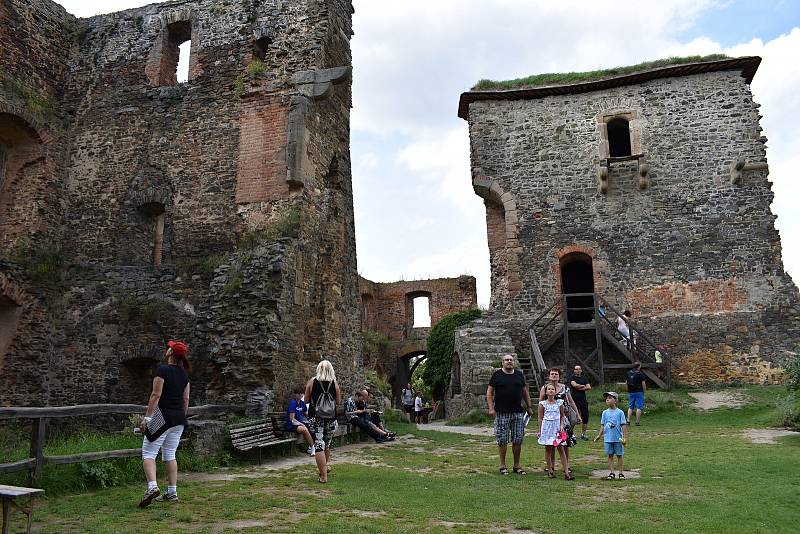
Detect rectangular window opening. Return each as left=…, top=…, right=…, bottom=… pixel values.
left=176, top=40, right=191, bottom=84
left=412, top=296, right=431, bottom=328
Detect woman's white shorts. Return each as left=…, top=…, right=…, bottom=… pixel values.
left=141, top=425, right=184, bottom=461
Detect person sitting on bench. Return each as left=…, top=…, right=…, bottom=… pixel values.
left=362, top=389, right=395, bottom=438
left=345, top=391, right=394, bottom=443
left=285, top=384, right=315, bottom=456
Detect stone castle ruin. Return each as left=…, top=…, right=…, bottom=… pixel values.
left=0, top=0, right=363, bottom=409
left=447, top=57, right=800, bottom=417
left=359, top=276, right=477, bottom=406
left=2, top=3, right=797, bottom=418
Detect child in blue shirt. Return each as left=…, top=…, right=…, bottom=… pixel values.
left=594, top=391, right=628, bottom=480
left=285, top=385, right=315, bottom=456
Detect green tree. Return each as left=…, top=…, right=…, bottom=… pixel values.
left=421, top=308, right=481, bottom=400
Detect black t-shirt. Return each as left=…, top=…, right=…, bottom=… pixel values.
left=569, top=375, right=589, bottom=403
left=156, top=364, right=189, bottom=411
left=489, top=369, right=527, bottom=413
left=626, top=370, right=647, bottom=393
left=155, top=364, right=190, bottom=427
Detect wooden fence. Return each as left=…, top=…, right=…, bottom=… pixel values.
left=0, top=404, right=244, bottom=482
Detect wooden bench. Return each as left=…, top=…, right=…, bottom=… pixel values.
left=267, top=411, right=367, bottom=447
left=228, top=420, right=297, bottom=462
left=1, top=485, right=44, bottom=534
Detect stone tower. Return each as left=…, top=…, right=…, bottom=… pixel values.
left=0, top=0, right=361, bottom=408
left=448, top=57, right=800, bottom=415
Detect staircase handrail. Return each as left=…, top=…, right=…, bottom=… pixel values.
left=595, top=295, right=671, bottom=364
left=526, top=300, right=559, bottom=332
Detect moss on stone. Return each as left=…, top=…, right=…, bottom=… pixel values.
left=0, top=68, right=58, bottom=119
left=471, top=54, right=729, bottom=91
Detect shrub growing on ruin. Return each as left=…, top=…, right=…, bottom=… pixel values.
left=422, top=308, right=481, bottom=400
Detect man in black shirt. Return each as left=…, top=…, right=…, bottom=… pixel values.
left=625, top=361, right=647, bottom=425
left=486, top=354, right=534, bottom=475
left=569, top=365, right=591, bottom=440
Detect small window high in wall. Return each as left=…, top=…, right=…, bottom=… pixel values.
left=253, top=37, right=271, bottom=61
left=147, top=20, right=192, bottom=86
left=607, top=117, right=632, bottom=157
left=412, top=296, right=431, bottom=328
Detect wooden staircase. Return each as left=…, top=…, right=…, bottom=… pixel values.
left=526, top=293, right=671, bottom=389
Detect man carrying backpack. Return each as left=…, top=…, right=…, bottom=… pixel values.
left=625, top=361, right=647, bottom=426
left=401, top=383, right=414, bottom=422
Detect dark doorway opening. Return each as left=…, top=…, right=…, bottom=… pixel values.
left=607, top=118, right=632, bottom=157
left=560, top=253, right=594, bottom=323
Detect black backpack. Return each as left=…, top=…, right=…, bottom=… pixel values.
left=626, top=370, right=640, bottom=389
left=314, top=380, right=337, bottom=420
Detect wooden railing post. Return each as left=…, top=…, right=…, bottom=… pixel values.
left=29, top=418, right=45, bottom=484
left=593, top=293, right=605, bottom=385
left=561, top=294, right=570, bottom=369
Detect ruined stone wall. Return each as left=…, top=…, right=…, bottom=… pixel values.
left=0, top=0, right=360, bottom=408
left=0, top=0, right=73, bottom=252
left=359, top=276, right=478, bottom=343
left=466, top=68, right=800, bottom=383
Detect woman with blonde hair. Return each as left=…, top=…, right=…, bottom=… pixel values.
left=304, top=359, right=341, bottom=483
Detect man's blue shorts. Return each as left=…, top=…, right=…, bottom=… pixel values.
left=604, top=442, right=625, bottom=456
left=628, top=391, right=644, bottom=410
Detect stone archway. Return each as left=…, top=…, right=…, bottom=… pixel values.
left=394, top=340, right=426, bottom=407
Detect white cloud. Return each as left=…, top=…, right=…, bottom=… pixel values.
left=395, top=128, right=477, bottom=214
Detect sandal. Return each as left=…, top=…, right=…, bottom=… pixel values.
left=546, top=470, right=554, bottom=479
left=618, top=473, right=626, bottom=480
left=565, top=473, right=574, bottom=481
left=512, top=467, right=527, bottom=475
left=499, top=467, right=509, bottom=475
left=318, top=476, right=327, bottom=484
left=606, top=472, right=615, bottom=480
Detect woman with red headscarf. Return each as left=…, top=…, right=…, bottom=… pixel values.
left=138, top=340, right=191, bottom=508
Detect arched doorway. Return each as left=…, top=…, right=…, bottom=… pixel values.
left=394, top=340, right=426, bottom=407
left=560, top=252, right=594, bottom=322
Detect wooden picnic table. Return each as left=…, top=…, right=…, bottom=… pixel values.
left=1, top=485, right=44, bottom=534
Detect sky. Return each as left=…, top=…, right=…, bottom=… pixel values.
left=56, top=0, right=800, bottom=308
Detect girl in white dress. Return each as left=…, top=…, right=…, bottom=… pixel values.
left=537, top=383, right=572, bottom=479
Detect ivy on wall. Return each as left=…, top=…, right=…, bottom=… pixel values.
left=422, top=308, right=481, bottom=400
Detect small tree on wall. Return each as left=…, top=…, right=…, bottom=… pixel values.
left=422, top=308, right=481, bottom=400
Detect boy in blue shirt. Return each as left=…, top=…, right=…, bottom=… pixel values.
left=594, top=391, right=628, bottom=480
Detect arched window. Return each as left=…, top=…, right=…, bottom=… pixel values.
left=607, top=117, right=632, bottom=157
left=0, top=142, right=8, bottom=191
left=253, top=36, right=271, bottom=61
left=138, top=201, right=166, bottom=266
left=148, top=20, right=192, bottom=86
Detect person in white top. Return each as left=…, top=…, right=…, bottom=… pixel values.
left=414, top=393, right=423, bottom=423
left=617, top=310, right=632, bottom=349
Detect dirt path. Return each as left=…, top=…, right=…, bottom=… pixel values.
left=416, top=422, right=494, bottom=436
left=689, top=391, right=749, bottom=410
left=741, top=428, right=798, bottom=444
left=184, top=433, right=427, bottom=482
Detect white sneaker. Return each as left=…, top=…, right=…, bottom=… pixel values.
left=307, top=446, right=316, bottom=456
left=138, top=487, right=160, bottom=508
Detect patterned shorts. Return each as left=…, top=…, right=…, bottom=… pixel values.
left=494, top=412, right=526, bottom=445
left=308, top=417, right=338, bottom=451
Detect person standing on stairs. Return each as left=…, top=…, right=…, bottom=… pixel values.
left=487, top=354, right=535, bottom=475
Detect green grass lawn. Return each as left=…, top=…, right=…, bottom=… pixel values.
left=5, top=386, right=800, bottom=533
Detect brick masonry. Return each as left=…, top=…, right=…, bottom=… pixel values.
left=460, top=61, right=800, bottom=386
left=0, top=0, right=362, bottom=408
left=359, top=276, right=477, bottom=402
